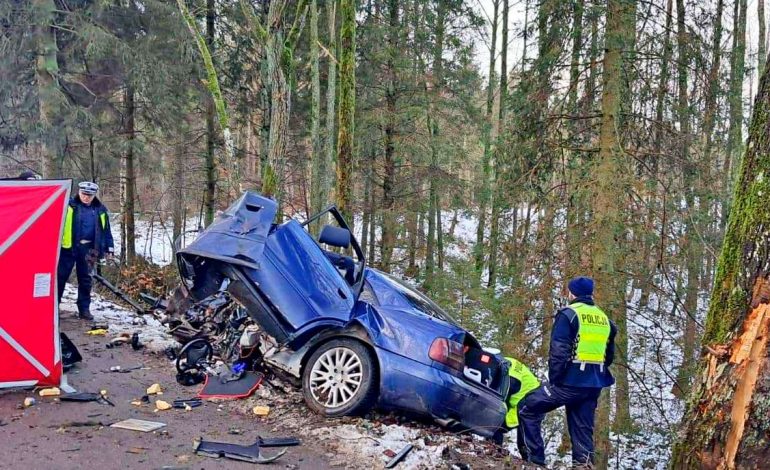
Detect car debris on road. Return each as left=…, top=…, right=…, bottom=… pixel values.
left=193, top=436, right=300, bottom=464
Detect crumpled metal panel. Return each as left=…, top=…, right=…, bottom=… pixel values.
left=178, top=192, right=277, bottom=270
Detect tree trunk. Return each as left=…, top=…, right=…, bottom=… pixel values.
left=488, top=0, right=509, bottom=290
left=178, top=0, right=237, bottom=198
left=309, top=0, right=325, bottom=219
left=361, top=163, right=371, bottom=256
left=757, top=0, right=767, bottom=77
left=324, top=1, right=337, bottom=205
left=336, top=0, right=356, bottom=225
left=671, top=48, right=770, bottom=470
left=34, top=0, right=60, bottom=178
left=568, top=0, right=584, bottom=115
left=702, top=0, right=724, bottom=164
left=381, top=0, right=398, bottom=272
left=124, top=85, right=137, bottom=265
left=204, top=0, right=217, bottom=225
left=725, top=0, right=747, bottom=191
left=592, top=0, right=636, bottom=457
left=475, top=0, right=499, bottom=275
left=673, top=0, right=700, bottom=398
left=172, top=142, right=184, bottom=253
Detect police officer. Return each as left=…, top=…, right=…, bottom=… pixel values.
left=518, top=276, right=617, bottom=468
left=57, top=181, right=114, bottom=320
left=493, top=357, right=540, bottom=461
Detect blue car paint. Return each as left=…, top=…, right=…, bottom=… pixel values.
left=241, top=220, right=355, bottom=331
left=179, top=192, right=277, bottom=270
left=177, top=192, right=508, bottom=437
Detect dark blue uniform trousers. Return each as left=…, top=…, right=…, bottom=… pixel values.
left=518, top=382, right=601, bottom=465
left=57, top=244, right=94, bottom=313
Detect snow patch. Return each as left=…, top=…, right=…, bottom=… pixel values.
left=60, top=284, right=175, bottom=352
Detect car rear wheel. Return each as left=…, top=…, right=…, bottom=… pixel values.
left=302, top=338, right=377, bottom=416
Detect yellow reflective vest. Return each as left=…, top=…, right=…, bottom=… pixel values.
left=572, top=302, right=611, bottom=365
left=61, top=205, right=108, bottom=249
left=504, top=357, right=540, bottom=428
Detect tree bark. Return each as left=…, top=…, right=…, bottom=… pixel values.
left=33, top=0, right=60, bottom=178
left=487, top=0, right=509, bottom=290
left=177, top=0, right=237, bottom=198
left=124, top=85, right=137, bottom=265
left=592, top=0, right=636, bottom=455
left=381, top=0, right=398, bottom=272
left=757, top=0, right=767, bottom=77
left=725, top=0, right=747, bottom=191
left=204, top=0, right=217, bottom=225
left=671, top=47, right=770, bottom=470
left=336, top=0, right=356, bottom=225
left=309, top=0, right=324, bottom=218
left=324, top=1, right=337, bottom=206
left=702, top=0, right=724, bottom=164
left=475, top=0, right=499, bottom=275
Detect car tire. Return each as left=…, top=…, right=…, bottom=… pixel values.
left=302, top=338, right=378, bottom=417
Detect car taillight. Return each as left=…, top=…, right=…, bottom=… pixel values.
left=429, top=338, right=465, bottom=371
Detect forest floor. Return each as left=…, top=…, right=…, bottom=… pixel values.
left=0, top=287, right=519, bottom=469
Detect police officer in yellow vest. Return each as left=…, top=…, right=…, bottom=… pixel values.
left=518, top=277, right=617, bottom=468
left=492, top=357, right=540, bottom=461
left=57, top=181, right=114, bottom=320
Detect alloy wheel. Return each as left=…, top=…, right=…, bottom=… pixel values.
left=309, top=346, right=363, bottom=408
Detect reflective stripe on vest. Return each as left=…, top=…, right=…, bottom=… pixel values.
left=504, top=357, right=540, bottom=428
left=61, top=206, right=74, bottom=249
left=100, top=212, right=107, bottom=230
left=572, top=303, right=611, bottom=365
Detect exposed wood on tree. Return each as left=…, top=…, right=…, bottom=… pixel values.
left=672, top=51, right=770, bottom=469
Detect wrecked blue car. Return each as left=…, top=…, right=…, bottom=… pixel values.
left=176, top=192, right=509, bottom=437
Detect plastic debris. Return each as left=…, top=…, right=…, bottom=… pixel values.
left=23, top=397, right=36, bottom=407
left=155, top=400, right=172, bottom=411
left=252, top=405, right=270, bottom=416
left=146, top=383, right=163, bottom=395
left=385, top=444, right=414, bottom=468
left=39, top=387, right=61, bottom=397
left=110, top=418, right=166, bottom=432
left=86, top=328, right=108, bottom=336
left=192, top=436, right=298, bottom=464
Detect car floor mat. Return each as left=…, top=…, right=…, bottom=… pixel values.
left=198, top=371, right=264, bottom=399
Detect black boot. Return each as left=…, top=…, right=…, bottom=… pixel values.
left=78, top=310, right=94, bottom=321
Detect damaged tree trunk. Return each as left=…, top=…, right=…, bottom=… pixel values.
left=671, top=50, right=770, bottom=469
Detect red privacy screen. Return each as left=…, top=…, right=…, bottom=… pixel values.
left=0, top=180, right=70, bottom=388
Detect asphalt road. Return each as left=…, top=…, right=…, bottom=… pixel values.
left=0, top=314, right=333, bottom=470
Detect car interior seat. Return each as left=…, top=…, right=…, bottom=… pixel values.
left=318, top=225, right=356, bottom=285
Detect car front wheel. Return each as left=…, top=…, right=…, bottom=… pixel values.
left=302, top=338, right=377, bottom=416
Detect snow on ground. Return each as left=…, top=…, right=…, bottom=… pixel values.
left=112, top=216, right=201, bottom=266
left=117, top=209, right=687, bottom=467
left=308, top=424, right=445, bottom=468
left=60, top=284, right=175, bottom=352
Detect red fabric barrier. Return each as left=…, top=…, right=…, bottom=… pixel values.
left=0, top=180, right=70, bottom=388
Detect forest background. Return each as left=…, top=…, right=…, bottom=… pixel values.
left=2, top=0, right=768, bottom=467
